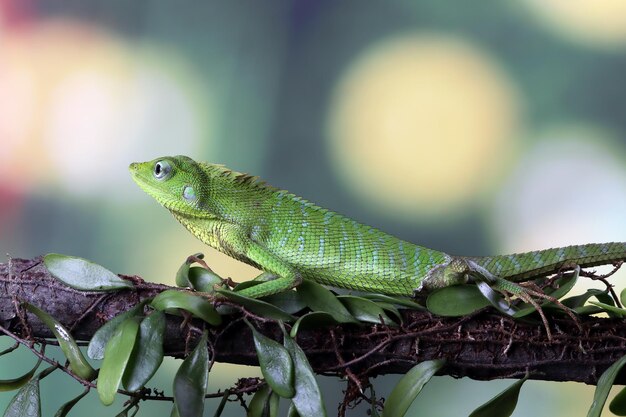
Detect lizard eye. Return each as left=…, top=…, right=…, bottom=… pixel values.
left=183, top=185, right=196, bottom=201
left=153, top=160, right=171, bottom=180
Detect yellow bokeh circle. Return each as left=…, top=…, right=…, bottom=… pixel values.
left=327, top=33, right=521, bottom=218
left=522, top=0, right=626, bottom=48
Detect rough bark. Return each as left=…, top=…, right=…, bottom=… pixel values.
left=2, top=256, right=626, bottom=385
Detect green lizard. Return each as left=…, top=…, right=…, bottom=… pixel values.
left=129, top=156, right=626, bottom=322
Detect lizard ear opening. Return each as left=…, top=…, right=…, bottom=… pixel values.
left=183, top=185, right=197, bottom=201
left=153, top=160, right=172, bottom=180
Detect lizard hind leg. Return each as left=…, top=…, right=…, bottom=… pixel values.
left=468, top=260, right=582, bottom=340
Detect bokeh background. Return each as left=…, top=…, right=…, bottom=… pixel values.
left=1, top=1, right=626, bottom=416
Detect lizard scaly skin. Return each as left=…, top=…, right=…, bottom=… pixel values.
left=129, top=156, right=626, bottom=300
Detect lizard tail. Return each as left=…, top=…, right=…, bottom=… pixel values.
left=469, top=242, right=626, bottom=282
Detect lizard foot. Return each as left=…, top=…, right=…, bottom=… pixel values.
left=490, top=275, right=582, bottom=341
left=465, top=260, right=581, bottom=341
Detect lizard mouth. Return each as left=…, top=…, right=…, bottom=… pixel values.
left=128, top=162, right=170, bottom=206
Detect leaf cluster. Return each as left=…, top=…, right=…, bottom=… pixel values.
left=2, top=254, right=626, bottom=416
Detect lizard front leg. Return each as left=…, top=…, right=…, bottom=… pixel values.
left=212, top=223, right=303, bottom=299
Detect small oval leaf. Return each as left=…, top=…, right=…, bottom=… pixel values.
left=3, top=378, right=41, bottom=417
left=175, top=253, right=204, bottom=287
left=562, top=289, right=608, bottom=308
left=360, top=294, right=424, bottom=310
left=268, top=391, right=280, bottom=417
left=151, top=290, right=222, bottom=326
left=290, top=312, right=338, bottom=338
left=374, top=302, right=403, bottom=322
left=188, top=267, right=223, bottom=293
left=382, top=360, right=445, bottom=417
left=545, top=269, right=578, bottom=300
left=122, top=311, right=166, bottom=391
left=173, top=331, right=209, bottom=417
left=468, top=376, right=528, bottom=417
left=426, top=285, right=490, bottom=316
left=297, top=280, right=356, bottom=324
left=476, top=282, right=518, bottom=316
left=247, top=321, right=294, bottom=398
left=213, top=390, right=230, bottom=417
left=44, top=253, right=133, bottom=291
left=287, top=402, right=300, bottom=417
left=0, top=358, right=42, bottom=392
left=53, top=388, right=89, bottom=417
left=247, top=384, right=271, bottom=417
left=262, top=290, right=307, bottom=315
left=610, top=386, right=626, bottom=415
left=217, top=289, right=295, bottom=322
left=589, top=301, right=626, bottom=317
left=88, top=301, right=147, bottom=360
left=281, top=325, right=327, bottom=417
left=337, top=295, right=396, bottom=326
left=97, top=317, right=141, bottom=405
left=24, top=303, right=96, bottom=380
left=588, top=354, right=626, bottom=417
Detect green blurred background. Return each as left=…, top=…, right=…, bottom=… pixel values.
left=1, top=0, right=626, bottom=415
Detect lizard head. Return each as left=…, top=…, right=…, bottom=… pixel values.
left=129, top=155, right=212, bottom=218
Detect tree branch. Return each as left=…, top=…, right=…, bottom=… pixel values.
left=2, top=256, right=625, bottom=385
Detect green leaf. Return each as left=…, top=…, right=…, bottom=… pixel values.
left=382, top=360, right=444, bottom=417
left=53, top=388, right=89, bottom=417
left=24, top=303, right=96, bottom=380
left=468, top=376, right=528, bottom=417
left=281, top=324, right=327, bottom=417
left=188, top=267, right=223, bottom=293
left=610, top=386, right=626, bottom=415
left=297, top=280, right=356, bottom=324
left=573, top=305, right=605, bottom=316
left=247, top=388, right=279, bottom=417
left=217, top=289, right=295, bottom=322
left=87, top=301, right=147, bottom=360
left=97, top=317, right=141, bottom=406
left=247, top=321, right=294, bottom=398
left=476, top=282, right=518, bottom=316
left=0, top=343, right=19, bottom=357
left=175, top=253, right=204, bottom=287
left=426, top=285, right=490, bottom=316
left=213, top=390, right=230, bottom=417
left=588, top=354, right=626, bottom=417
left=173, top=331, right=209, bottom=417
left=515, top=272, right=580, bottom=317
left=44, top=253, right=133, bottom=291
left=545, top=270, right=578, bottom=300
left=247, top=384, right=271, bottom=417
left=267, top=392, right=280, bottom=417
left=287, top=403, right=300, bottom=417
left=337, top=295, right=396, bottom=326
left=290, top=312, right=338, bottom=338
left=589, top=301, right=626, bottom=317
left=2, top=377, right=40, bottom=417
left=262, top=290, right=307, bottom=314
left=122, top=311, right=166, bottom=391
left=151, top=290, right=222, bottom=326
left=562, top=289, right=610, bottom=308
left=360, top=294, right=424, bottom=310
left=373, top=302, right=403, bottom=322
left=621, top=288, right=626, bottom=308
left=0, top=358, right=42, bottom=392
